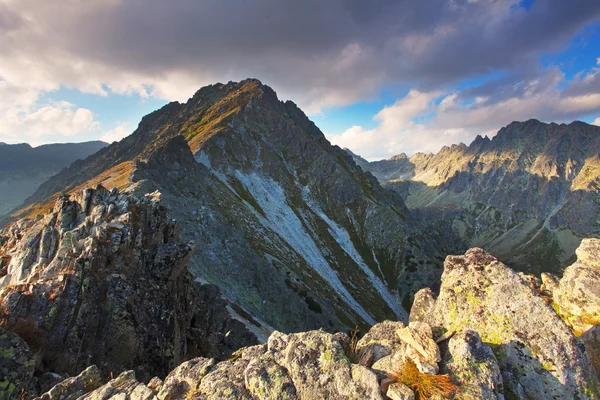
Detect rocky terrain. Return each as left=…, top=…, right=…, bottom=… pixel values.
left=5, top=79, right=462, bottom=335
left=0, top=186, right=258, bottom=397
left=350, top=120, right=600, bottom=274
left=0, top=141, right=108, bottom=218
left=1, top=199, right=598, bottom=398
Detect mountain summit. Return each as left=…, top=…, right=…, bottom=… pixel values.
left=7, top=79, right=461, bottom=335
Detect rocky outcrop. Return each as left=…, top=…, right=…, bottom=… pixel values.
left=0, top=327, right=34, bottom=399
left=552, top=238, right=600, bottom=335
left=420, top=247, right=599, bottom=398
left=0, top=186, right=257, bottom=385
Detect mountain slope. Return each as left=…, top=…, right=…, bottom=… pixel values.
left=355, top=119, right=600, bottom=274
left=7, top=79, right=462, bottom=334
left=0, top=141, right=108, bottom=217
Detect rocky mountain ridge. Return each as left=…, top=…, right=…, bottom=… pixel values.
left=0, top=187, right=258, bottom=386
left=5, top=79, right=462, bottom=335
left=349, top=119, right=600, bottom=274
left=0, top=141, right=108, bottom=218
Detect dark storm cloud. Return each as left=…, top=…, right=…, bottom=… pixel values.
left=2, top=0, right=600, bottom=110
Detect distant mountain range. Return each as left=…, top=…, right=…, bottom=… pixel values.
left=348, top=119, right=600, bottom=274
left=0, top=141, right=108, bottom=217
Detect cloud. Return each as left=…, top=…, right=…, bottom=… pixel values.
left=1, top=0, right=599, bottom=113
left=0, top=81, right=99, bottom=145
left=329, top=65, right=600, bottom=160
left=100, top=124, right=132, bottom=143
left=593, top=117, right=600, bottom=126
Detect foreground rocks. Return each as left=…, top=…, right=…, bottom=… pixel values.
left=551, top=238, right=600, bottom=335
left=420, top=247, right=599, bottom=399
left=0, top=187, right=257, bottom=391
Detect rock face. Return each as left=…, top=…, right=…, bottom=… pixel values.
left=0, top=187, right=257, bottom=383
left=0, top=327, right=35, bottom=399
left=552, top=238, right=600, bottom=335
left=356, top=119, right=600, bottom=275
left=421, top=248, right=599, bottom=399
left=9, top=79, right=463, bottom=334
left=0, top=141, right=107, bottom=219
left=582, top=325, right=600, bottom=380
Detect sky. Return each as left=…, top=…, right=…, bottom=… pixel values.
left=1, top=0, right=600, bottom=160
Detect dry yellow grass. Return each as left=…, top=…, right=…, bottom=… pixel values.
left=388, top=358, right=458, bottom=399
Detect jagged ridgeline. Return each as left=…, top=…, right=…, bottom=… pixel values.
left=3, top=79, right=462, bottom=334
left=350, top=119, right=600, bottom=275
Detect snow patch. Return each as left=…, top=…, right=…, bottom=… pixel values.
left=234, top=171, right=376, bottom=324
left=302, top=186, right=405, bottom=319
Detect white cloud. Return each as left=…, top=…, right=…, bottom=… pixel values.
left=100, top=124, right=131, bottom=143
left=0, top=81, right=99, bottom=145
left=329, top=67, right=600, bottom=160
left=592, top=117, right=600, bottom=126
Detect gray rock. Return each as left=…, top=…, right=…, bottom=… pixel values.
left=387, top=383, right=415, bottom=400
left=0, top=187, right=257, bottom=381
left=157, top=358, right=215, bottom=400
left=78, top=371, right=155, bottom=400
left=581, top=324, right=600, bottom=379
left=440, top=331, right=504, bottom=400
left=397, top=322, right=441, bottom=374
left=356, top=321, right=405, bottom=363
left=425, top=248, right=600, bottom=399
left=36, top=365, right=103, bottom=400
left=0, top=327, right=34, bottom=399
left=409, top=288, right=435, bottom=324
left=553, top=239, right=600, bottom=335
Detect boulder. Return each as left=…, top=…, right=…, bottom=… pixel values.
left=424, top=248, right=600, bottom=399
left=387, top=383, right=415, bottom=400
left=78, top=370, right=155, bottom=400
left=356, top=321, right=405, bottom=363
left=581, top=324, right=600, bottom=378
left=553, top=239, right=600, bottom=335
left=36, top=365, right=103, bottom=400
left=397, top=322, right=441, bottom=374
left=157, top=358, right=215, bottom=400
left=440, top=330, right=504, bottom=399
left=408, top=288, right=435, bottom=324
left=0, top=327, right=34, bottom=399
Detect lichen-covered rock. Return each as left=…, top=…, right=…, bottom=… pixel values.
left=408, top=288, right=435, bottom=324
left=78, top=370, right=155, bottom=400
left=0, top=327, right=34, bottom=399
left=36, top=365, right=103, bottom=400
left=554, top=239, right=600, bottom=335
left=0, top=186, right=257, bottom=381
left=157, top=358, right=215, bottom=400
left=582, top=324, right=600, bottom=379
left=265, top=330, right=383, bottom=399
left=356, top=321, right=405, bottom=363
left=440, top=330, right=504, bottom=400
left=397, top=322, right=441, bottom=374
left=425, top=248, right=600, bottom=399
left=387, top=383, right=415, bottom=400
